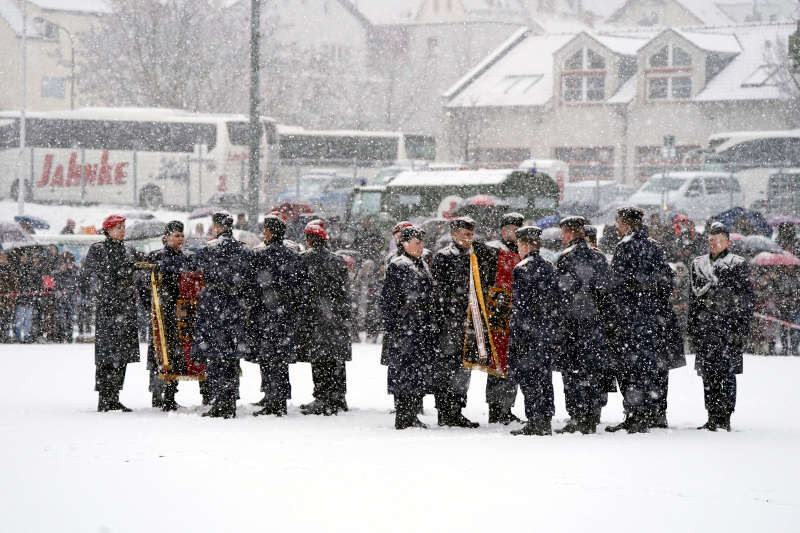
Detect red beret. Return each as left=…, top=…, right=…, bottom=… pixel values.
left=304, top=224, right=328, bottom=241
left=391, top=221, right=413, bottom=236
left=308, top=218, right=326, bottom=229
left=102, top=214, right=126, bottom=231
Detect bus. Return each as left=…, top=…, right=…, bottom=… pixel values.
left=701, top=129, right=800, bottom=208
left=0, top=108, right=277, bottom=208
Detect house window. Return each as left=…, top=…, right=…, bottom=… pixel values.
left=41, top=77, right=65, bottom=99
left=562, top=47, right=606, bottom=103
left=553, top=146, right=615, bottom=180
left=646, top=43, right=693, bottom=101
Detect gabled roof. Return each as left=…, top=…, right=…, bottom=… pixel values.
left=0, top=0, right=39, bottom=37
left=349, top=0, right=419, bottom=26
left=445, top=30, right=575, bottom=108
left=608, top=0, right=734, bottom=27
left=671, top=28, right=741, bottom=54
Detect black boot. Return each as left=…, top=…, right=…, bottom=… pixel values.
left=624, top=413, right=649, bottom=434
left=203, top=401, right=235, bottom=419
left=251, top=394, right=268, bottom=407
left=254, top=400, right=287, bottom=417
left=555, top=418, right=581, bottom=434
left=650, top=413, right=668, bottom=429
left=161, top=384, right=181, bottom=412
left=395, top=398, right=427, bottom=430
left=151, top=392, right=164, bottom=409
left=577, top=416, right=597, bottom=434
left=715, top=413, right=732, bottom=432
left=442, top=409, right=479, bottom=428
left=107, top=391, right=131, bottom=412
left=605, top=417, right=632, bottom=433
left=97, top=391, right=112, bottom=412
left=489, top=405, right=522, bottom=425
left=301, top=399, right=336, bottom=416
left=511, top=417, right=552, bottom=436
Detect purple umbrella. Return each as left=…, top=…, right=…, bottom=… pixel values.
left=768, top=216, right=800, bottom=227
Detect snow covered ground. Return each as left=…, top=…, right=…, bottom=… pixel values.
left=1, top=342, right=799, bottom=532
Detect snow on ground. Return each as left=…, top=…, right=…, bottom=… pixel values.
left=1, top=342, right=799, bottom=532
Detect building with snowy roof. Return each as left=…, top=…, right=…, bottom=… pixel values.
left=442, top=21, right=798, bottom=185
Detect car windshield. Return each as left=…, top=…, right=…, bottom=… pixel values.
left=641, top=177, right=686, bottom=192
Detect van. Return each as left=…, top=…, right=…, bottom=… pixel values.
left=628, top=171, right=744, bottom=219
left=767, top=169, right=800, bottom=216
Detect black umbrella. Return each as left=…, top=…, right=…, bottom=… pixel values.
left=126, top=220, right=166, bottom=240
left=0, top=222, right=35, bottom=246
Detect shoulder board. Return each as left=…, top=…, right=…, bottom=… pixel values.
left=390, top=255, right=413, bottom=267
left=620, top=233, right=634, bottom=244
left=560, top=244, right=577, bottom=256
left=516, top=256, right=532, bottom=268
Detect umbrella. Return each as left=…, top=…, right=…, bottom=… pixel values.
left=123, top=211, right=156, bottom=220
left=0, top=222, right=35, bottom=246
left=751, top=251, right=800, bottom=266
left=13, top=215, right=50, bottom=230
left=233, top=229, right=261, bottom=248
left=126, top=220, right=166, bottom=240
left=189, top=206, right=214, bottom=220
left=768, top=216, right=800, bottom=227
left=535, top=215, right=560, bottom=229
left=711, top=207, right=771, bottom=237
left=541, top=227, right=562, bottom=242
left=269, top=201, right=314, bottom=223
left=732, top=235, right=782, bottom=255
left=462, top=194, right=505, bottom=207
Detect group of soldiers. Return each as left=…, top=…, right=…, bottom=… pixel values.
left=85, top=204, right=754, bottom=434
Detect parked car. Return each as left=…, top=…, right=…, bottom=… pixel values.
left=628, top=171, right=744, bottom=219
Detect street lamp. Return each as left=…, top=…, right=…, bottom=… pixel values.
left=33, top=16, right=75, bottom=109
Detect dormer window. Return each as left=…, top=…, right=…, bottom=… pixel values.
left=646, top=43, right=693, bottom=101
left=562, top=48, right=606, bottom=103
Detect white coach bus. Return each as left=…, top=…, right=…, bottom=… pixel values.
left=0, top=108, right=277, bottom=207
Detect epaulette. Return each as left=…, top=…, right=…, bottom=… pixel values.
left=516, top=256, right=532, bottom=268
left=619, top=233, right=634, bottom=244
left=390, top=254, right=413, bottom=267
left=560, top=244, right=577, bottom=256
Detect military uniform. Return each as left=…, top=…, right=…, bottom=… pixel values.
left=507, top=226, right=558, bottom=435
left=608, top=212, right=675, bottom=432
left=689, top=225, right=754, bottom=431
left=555, top=231, right=612, bottom=433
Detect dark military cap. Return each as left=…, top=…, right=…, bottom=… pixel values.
left=584, top=225, right=597, bottom=239
left=500, top=212, right=525, bottom=228
left=397, top=225, right=425, bottom=243
left=262, top=213, right=287, bottom=233
left=211, top=211, right=233, bottom=227
left=449, top=216, right=475, bottom=231
left=515, top=225, right=542, bottom=241
left=559, top=215, right=588, bottom=230
left=708, top=221, right=730, bottom=237
left=616, top=206, right=645, bottom=221
left=164, top=220, right=184, bottom=235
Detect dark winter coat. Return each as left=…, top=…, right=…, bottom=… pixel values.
left=296, top=245, right=352, bottom=363
left=247, top=239, right=309, bottom=365
left=162, top=231, right=253, bottom=362
left=430, top=241, right=497, bottom=370
left=143, top=246, right=187, bottom=375
left=80, top=237, right=143, bottom=366
left=0, top=262, right=18, bottom=313
left=688, top=248, right=754, bottom=376
left=507, top=251, right=558, bottom=382
left=609, top=229, right=675, bottom=377
left=380, top=253, right=438, bottom=395
left=554, top=238, right=612, bottom=376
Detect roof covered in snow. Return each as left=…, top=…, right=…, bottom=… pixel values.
left=0, top=0, right=39, bottom=37
left=672, top=28, right=741, bottom=54
left=351, top=0, right=420, bottom=25
left=389, top=168, right=518, bottom=187
left=27, top=0, right=110, bottom=13
left=445, top=30, right=575, bottom=108
left=608, top=0, right=735, bottom=27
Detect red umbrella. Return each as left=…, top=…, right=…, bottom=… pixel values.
left=751, top=251, right=800, bottom=266
left=465, top=194, right=502, bottom=206
left=269, top=201, right=313, bottom=222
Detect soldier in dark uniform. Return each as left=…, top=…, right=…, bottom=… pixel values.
left=81, top=214, right=143, bottom=412
left=297, top=224, right=352, bottom=415
left=584, top=225, right=598, bottom=248
left=689, top=222, right=754, bottom=431
left=507, top=226, right=558, bottom=436
left=380, top=226, right=436, bottom=430
left=483, top=212, right=525, bottom=424
left=430, top=217, right=482, bottom=428
left=142, top=221, right=187, bottom=411
left=249, top=213, right=310, bottom=417
left=554, top=216, right=612, bottom=434
left=160, top=212, right=254, bottom=419
left=606, top=207, right=675, bottom=433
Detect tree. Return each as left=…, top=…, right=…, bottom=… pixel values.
left=763, top=31, right=800, bottom=124
left=79, top=0, right=251, bottom=112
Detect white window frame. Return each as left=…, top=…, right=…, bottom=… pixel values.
left=645, top=43, right=693, bottom=101
left=562, top=47, right=606, bottom=104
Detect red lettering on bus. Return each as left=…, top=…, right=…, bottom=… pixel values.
left=97, top=151, right=112, bottom=185
left=84, top=164, right=97, bottom=184
left=218, top=175, right=227, bottom=192
left=114, top=162, right=128, bottom=184
left=38, top=154, right=54, bottom=187
left=66, top=153, right=82, bottom=186
left=52, top=164, right=64, bottom=186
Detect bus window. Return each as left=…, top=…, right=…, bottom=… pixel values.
left=350, top=190, right=382, bottom=218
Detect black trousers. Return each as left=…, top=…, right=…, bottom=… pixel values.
left=702, top=368, right=737, bottom=417
left=207, top=358, right=239, bottom=407
left=618, top=364, right=666, bottom=421
left=486, top=374, right=517, bottom=411
left=562, top=370, right=603, bottom=419
left=516, top=369, right=554, bottom=421
left=433, top=366, right=470, bottom=413
left=95, top=362, right=127, bottom=394
left=311, top=361, right=346, bottom=403
left=259, top=361, right=291, bottom=401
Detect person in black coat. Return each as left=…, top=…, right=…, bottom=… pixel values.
left=160, top=212, right=254, bottom=418
left=248, top=213, right=310, bottom=417
left=80, top=214, right=143, bottom=412
left=507, top=226, right=559, bottom=436
left=296, top=224, right=352, bottom=415
left=606, top=207, right=675, bottom=433
left=54, top=251, right=79, bottom=343
left=689, top=222, right=755, bottom=431
left=429, top=217, right=483, bottom=429
left=380, top=226, right=436, bottom=430
left=554, top=216, right=612, bottom=434
left=141, top=221, right=188, bottom=411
